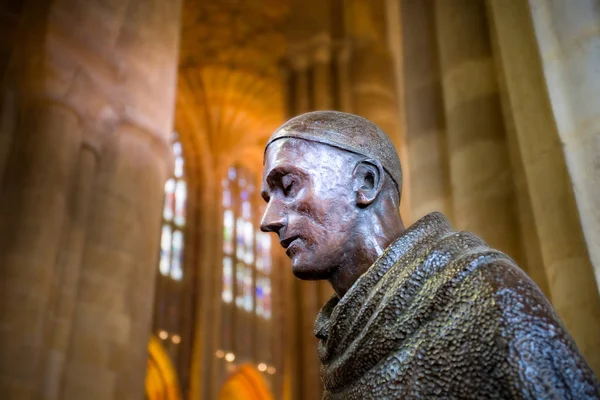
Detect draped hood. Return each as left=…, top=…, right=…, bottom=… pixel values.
left=314, top=212, right=599, bottom=399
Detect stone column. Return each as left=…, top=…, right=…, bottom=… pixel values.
left=61, top=128, right=169, bottom=399
left=188, top=168, right=220, bottom=400
left=485, top=1, right=550, bottom=298
left=0, top=100, right=82, bottom=400
left=0, top=87, right=17, bottom=185
left=346, top=0, right=409, bottom=220
left=312, top=35, right=334, bottom=111
left=0, top=0, right=181, bottom=398
left=0, top=1, right=25, bottom=183
left=401, top=0, right=452, bottom=221
left=41, top=145, right=98, bottom=400
left=528, top=0, right=600, bottom=290
left=290, top=54, right=311, bottom=114
left=487, top=0, right=600, bottom=374
left=434, top=0, right=522, bottom=263
left=350, top=45, right=400, bottom=150
left=335, top=43, right=353, bottom=114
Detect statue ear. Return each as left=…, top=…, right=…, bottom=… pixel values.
left=353, top=158, right=384, bottom=206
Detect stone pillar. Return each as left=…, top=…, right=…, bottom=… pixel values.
left=434, top=0, right=522, bottom=263
left=487, top=0, right=600, bottom=374
left=528, top=0, right=600, bottom=290
left=290, top=55, right=310, bottom=114
left=485, top=1, right=550, bottom=298
left=188, top=171, right=220, bottom=400
left=61, top=128, right=169, bottom=400
left=41, top=145, right=98, bottom=400
left=401, top=0, right=452, bottom=221
left=350, top=45, right=400, bottom=148
left=0, top=87, right=17, bottom=185
left=346, top=0, right=409, bottom=220
left=0, top=0, right=181, bottom=398
left=0, top=101, right=82, bottom=400
left=335, top=43, right=353, bottom=114
left=312, top=35, right=334, bottom=111
left=0, top=1, right=25, bottom=183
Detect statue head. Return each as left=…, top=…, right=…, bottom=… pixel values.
left=260, top=111, right=404, bottom=295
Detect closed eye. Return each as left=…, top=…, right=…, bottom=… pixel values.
left=282, top=175, right=296, bottom=197
left=283, top=180, right=294, bottom=195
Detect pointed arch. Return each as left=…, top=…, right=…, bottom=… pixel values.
left=219, top=364, right=274, bottom=400
left=145, top=335, right=183, bottom=400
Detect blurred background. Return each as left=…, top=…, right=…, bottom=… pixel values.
left=1, top=0, right=599, bottom=399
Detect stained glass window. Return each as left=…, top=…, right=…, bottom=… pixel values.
left=255, top=231, right=272, bottom=319
left=221, top=166, right=273, bottom=319
left=151, top=132, right=188, bottom=383
left=222, top=257, right=233, bottom=303
left=159, top=132, right=187, bottom=281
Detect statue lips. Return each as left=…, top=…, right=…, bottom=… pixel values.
left=280, top=235, right=300, bottom=257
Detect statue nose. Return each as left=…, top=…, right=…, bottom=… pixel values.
left=260, top=202, right=286, bottom=234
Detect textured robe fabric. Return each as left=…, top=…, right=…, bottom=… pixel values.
left=314, top=212, right=600, bottom=399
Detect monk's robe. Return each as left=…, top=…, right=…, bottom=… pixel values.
left=314, top=212, right=600, bottom=399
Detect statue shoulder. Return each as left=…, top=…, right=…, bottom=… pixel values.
left=477, top=259, right=600, bottom=399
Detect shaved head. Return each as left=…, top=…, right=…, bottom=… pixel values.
left=261, top=111, right=406, bottom=296
left=265, top=111, right=403, bottom=198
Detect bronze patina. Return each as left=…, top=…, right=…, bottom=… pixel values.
left=260, top=111, right=600, bottom=399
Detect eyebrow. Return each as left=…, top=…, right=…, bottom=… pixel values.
left=261, top=164, right=307, bottom=201
left=261, top=167, right=284, bottom=201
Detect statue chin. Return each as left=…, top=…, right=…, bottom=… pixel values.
left=291, top=259, right=335, bottom=281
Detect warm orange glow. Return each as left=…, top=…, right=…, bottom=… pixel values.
left=216, top=350, right=225, bottom=358
left=219, top=364, right=274, bottom=400
left=145, top=335, right=182, bottom=400
left=172, top=334, right=181, bottom=344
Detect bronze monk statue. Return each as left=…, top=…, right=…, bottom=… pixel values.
left=259, top=111, right=600, bottom=399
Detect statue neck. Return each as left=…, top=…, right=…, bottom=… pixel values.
left=328, top=207, right=404, bottom=298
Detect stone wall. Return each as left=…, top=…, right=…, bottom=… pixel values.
left=0, top=1, right=181, bottom=398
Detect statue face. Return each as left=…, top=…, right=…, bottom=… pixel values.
left=260, top=138, right=359, bottom=280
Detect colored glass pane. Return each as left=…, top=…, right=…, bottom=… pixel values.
left=236, top=218, right=245, bottom=260
left=228, top=167, right=236, bottom=180
left=223, top=210, right=234, bottom=255
left=160, top=225, right=172, bottom=276
left=244, top=221, right=254, bottom=264
left=236, top=263, right=245, bottom=308
left=255, top=279, right=264, bottom=317
left=242, top=201, right=251, bottom=220
left=244, top=266, right=253, bottom=312
left=255, top=232, right=271, bottom=273
left=163, top=179, right=175, bottom=221
left=263, top=279, right=271, bottom=319
left=256, top=235, right=263, bottom=272
left=223, top=189, right=231, bottom=208
left=263, top=235, right=272, bottom=273
left=174, top=155, right=184, bottom=178
left=171, top=230, right=183, bottom=280
left=222, top=257, right=233, bottom=303
left=174, top=180, right=186, bottom=226
left=173, top=141, right=182, bottom=157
